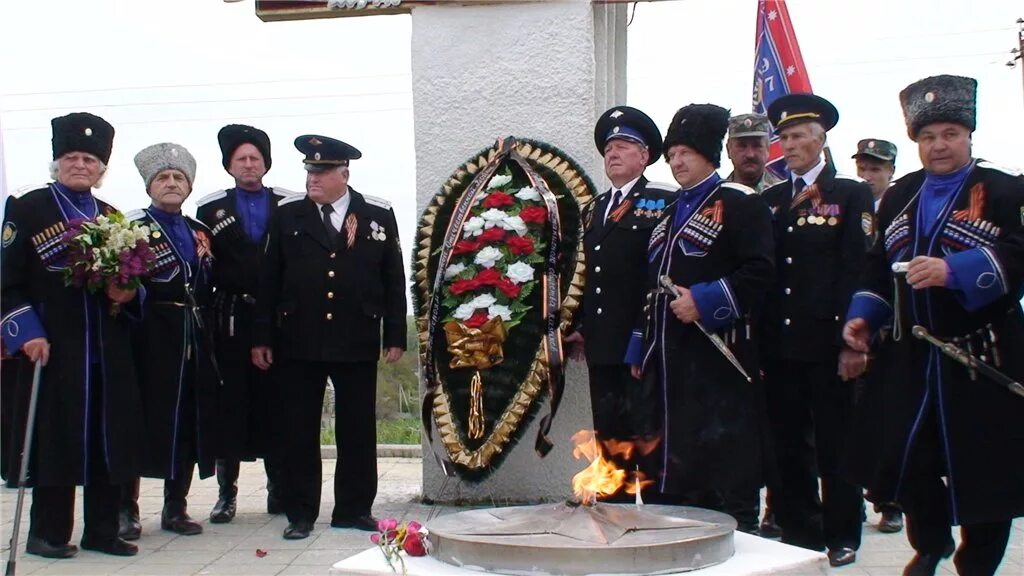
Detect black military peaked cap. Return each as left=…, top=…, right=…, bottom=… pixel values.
left=767, top=93, right=839, bottom=133
left=594, top=106, right=663, bottom=166
left=294, top=134, right=362, bottom=171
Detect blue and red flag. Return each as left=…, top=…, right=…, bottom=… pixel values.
left=752, top=0, right=813, bottom=178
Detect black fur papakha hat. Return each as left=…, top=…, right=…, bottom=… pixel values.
left=218, top=124, right=272, bottom=172
left=51, top=112, right=114, bottom=164
left=899, top=75, right=977, bottom=141
left=663, top=104, right=730, bottom=168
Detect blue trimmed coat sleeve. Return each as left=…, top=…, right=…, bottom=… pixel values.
left=691, top=279, right=741, bottom=331
left=1, top=196, right=47, bottom=354
left=945, top=247, right=1011, bottom=311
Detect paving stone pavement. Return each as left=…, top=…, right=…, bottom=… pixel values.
left=1, top=457, right=1021, bottom=575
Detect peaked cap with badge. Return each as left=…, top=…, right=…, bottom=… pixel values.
left=767, top=93, right=839, bottom=133
left=51, top=112, right=115, bottom=164
left=663, top=103, right=730, bottom=167
left=134, top=142, right=197, bottom=188
left=728, top=113, right=772, bottom=139
left=594, top=106, right=663, bottom=165
left=851, top=139, right=897, bottom=164
left=218, top=124, right=272, bottom=172
left=294, top=134, right=362, bottom=171
left=898, top=74, right=977, bottom=140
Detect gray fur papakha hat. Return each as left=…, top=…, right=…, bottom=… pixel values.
left=134, top=143, right=197, bottom=189
left=899, top=75, right=977, bottom=141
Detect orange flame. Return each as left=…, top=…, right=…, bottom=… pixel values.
left=570, top=430, right=657, bottom=505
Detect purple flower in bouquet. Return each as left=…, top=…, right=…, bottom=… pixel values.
left=62, top=212, right=156, bottom=295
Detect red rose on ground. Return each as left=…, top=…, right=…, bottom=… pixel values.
left=449, top=278, right=480, bottom=295
left=452, top=239, right=480, bottom=256
left=474, top=267, right=502, bottom=286
left=482, top=192, right=515, bottom=209
left=403, top=530, right=427, bottom=556
left=496, top=279, right=521, bottom=299
left=478, top=227, right=506, bottom=243
left=519, top=206, right=548, bottom=224
left=506, top=235, right=535, bottom=256
left=465, top=310, right=489, bottom=329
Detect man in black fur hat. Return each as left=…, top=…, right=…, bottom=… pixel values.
left=565, top=106, right=674, bottom=497
left=1, top=112, right=144, bottom=558
left=625, top=103, right=775, bottom=532
left=193, top=124, right=295, bottom=526
left=760, top=93, right=874, bottom=566
left=843, top=74, right=1024, bottom=576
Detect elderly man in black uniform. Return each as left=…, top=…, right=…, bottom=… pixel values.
left=116, top=143, right=219, bottom=539
left=564, top=106, right=674, bottom=491
left=1, top=112, right=144, bottom=558
left=195, top=125, right=293, bottom=524
left=843, top=74, right=1024, bottom=576
left=760, top=94, right=875, bottom=566
left=625, top=104, right=775, bottom=532
left=253, top=135, right=406, bottom=540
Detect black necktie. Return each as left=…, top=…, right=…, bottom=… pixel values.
left=794, top=177, right=806, bottom=196
left=605, top=189, right=621, bottom=224
left=321, top=204, right=338, bottom=242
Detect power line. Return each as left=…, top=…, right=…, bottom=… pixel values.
left=820, top=51, right=1008, bottom=67
left=1, top=89, right=412, bottom=114
left=875, top=25, right=1016, bottom=40
left=2, top=106, right=412, bottom=132
left=0, top=72, right=411, bottom=98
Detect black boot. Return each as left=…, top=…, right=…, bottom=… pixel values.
left=210, top=459, right=239, bottom=523
left=265, top=457, right=283, bottom=515
left=162, top=473, right=203, bottom=536
left=117, top=477, right=141, bottom=541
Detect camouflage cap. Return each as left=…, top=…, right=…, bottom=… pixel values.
left=728, top=113, right=771, bottom=138
left=851, top=138, right=897, bottom=163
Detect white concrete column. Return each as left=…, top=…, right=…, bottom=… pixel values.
left=412, top=0, right=627, bottom=502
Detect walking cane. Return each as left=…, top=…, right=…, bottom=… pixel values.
left=6, top=361, right=44, bottom=576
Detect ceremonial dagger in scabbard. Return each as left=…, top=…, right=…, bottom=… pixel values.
left=911, top=325, right=1024, bottom=399
left=659, top=275, right=752, bottom=383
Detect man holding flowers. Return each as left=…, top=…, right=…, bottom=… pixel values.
left=1, top=113, right=146, bottom=558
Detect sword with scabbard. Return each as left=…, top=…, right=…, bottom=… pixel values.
left=184, top=281, right=225, bottom=386
left=911, top=325, right=1024, bottom=399
left=659, top=275, right=752, bottom=383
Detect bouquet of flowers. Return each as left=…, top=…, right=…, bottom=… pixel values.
left=62, top=213, right=156, bottom=294
left=441, top=169, right=548, bottom=331
left=370, top=518, right=428, bottom=574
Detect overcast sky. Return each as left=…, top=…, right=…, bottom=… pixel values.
left=2, top=0, right=1021, bottom=265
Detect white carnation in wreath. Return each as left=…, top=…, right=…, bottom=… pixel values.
left=505, top=261, right=535, bottom=284
left=486, top=174, right=512, bottom=189
left=474, top=246, right=503, bottom=268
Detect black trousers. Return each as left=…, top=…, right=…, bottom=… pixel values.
left=276, top=359, right=377, bottom=525
left=765, top=358, right=863, bottom=551
left=900, top=413, right=1013, bottom=576
left=30, top=364, right=120, bottom=544
left=587, top=363, right=638, bottom=441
